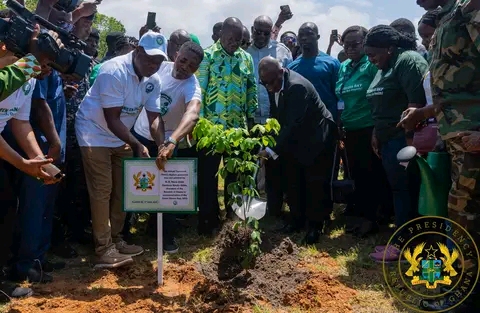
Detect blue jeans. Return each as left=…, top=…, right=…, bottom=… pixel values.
left=380, top=136, right=414, bottom=227
left=12, top=140, right=59, bottom=274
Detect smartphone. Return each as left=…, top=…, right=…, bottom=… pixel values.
left=35, top=156, right=64, bottom=180
left=146, top=12, right=156, bottom=30
left=280, top=5, right=291, bottom=14
left=332, top=29, right=338, bottom=36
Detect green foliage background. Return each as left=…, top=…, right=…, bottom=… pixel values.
left=0, top=0, right=126, bottom=58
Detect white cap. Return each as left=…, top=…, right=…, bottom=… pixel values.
left=139, top=30, right=168, bottom=58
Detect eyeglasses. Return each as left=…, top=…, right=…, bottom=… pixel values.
left=343, top=41, right=362, bottom=49
left=254, top=28, right=271, bottom=37
left=260, top=79, right=274, bottom=87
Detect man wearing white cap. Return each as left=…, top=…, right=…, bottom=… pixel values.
left=75, top=30, right=167, bottom=268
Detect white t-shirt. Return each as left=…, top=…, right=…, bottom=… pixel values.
left=133, top=61, right=201, bottom=141
left=75, top=52, right=162, bottom=147
left=0, top=79, right=36, bottom=133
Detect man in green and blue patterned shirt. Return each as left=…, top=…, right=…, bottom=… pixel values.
left=196, top=17, right=258, bottom=236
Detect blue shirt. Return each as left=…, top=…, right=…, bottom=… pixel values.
left=287, top=52, right=340, bottom=121
left=31, top=70, right=67, bottom=163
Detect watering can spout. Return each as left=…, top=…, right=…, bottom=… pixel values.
left=396, top=146, right=451, bottom=217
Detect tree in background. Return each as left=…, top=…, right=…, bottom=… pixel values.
left=0, top=0, right=125, bottom=58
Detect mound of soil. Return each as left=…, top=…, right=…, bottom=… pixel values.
left=194, top=222, right=357, bottom=311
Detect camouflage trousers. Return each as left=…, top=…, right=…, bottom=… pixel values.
left=446, top=136, right=480, bottom=242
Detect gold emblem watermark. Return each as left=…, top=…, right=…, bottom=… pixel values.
left=383, top=216, right=480, bottom=312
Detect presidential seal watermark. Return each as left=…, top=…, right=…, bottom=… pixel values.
left=383, top=216, right=480, bottom=312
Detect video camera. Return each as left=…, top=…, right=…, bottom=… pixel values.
left=0, top=0, right=92, bottom=81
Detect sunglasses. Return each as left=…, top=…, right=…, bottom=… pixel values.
left=242, top=40, right=251, bottom=47
left=282, top=36, right=297, bottom=44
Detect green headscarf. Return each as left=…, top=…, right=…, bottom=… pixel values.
left=189, top=33, right=201, bottom=46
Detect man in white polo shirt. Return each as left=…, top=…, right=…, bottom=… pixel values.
left=75, top=30, right=167, bottom=268
left=133, top=41, right=204, bottom=254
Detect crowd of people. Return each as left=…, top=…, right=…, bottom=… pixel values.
left=0, top=0, right=479, bottom=311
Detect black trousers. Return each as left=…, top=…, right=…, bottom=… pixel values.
left=0, top=160, right=16, bottom=270
left=265, top=158, right=285, bottom=216
left=343, top=126, right=385, bottom=222
left=283, top=150, right=334, bottom=228
left=53, top=142, right=91, bottom=243
left=197, top=149, right=236, bottom=229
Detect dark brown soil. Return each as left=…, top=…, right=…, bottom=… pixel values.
left=195, top=222, right=356, bottom=311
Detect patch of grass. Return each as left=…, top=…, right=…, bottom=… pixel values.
left=334, top=247, right=359, bottom=264
left=329, top=226, right=346, bottom=239
left=192, top=247, right=213, bottom=264
left=299, top=245, right=319, bottom=259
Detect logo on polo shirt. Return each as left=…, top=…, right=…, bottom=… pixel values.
left=22, top=82, right=32, bottom=95
left=145, top=83, right=154, bottom=93
left=160, top=93, right=172, bottom=116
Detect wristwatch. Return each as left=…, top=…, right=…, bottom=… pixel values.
left=164, top=136, right=178, bottom=147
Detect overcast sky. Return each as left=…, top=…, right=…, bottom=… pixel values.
left=98, top=0, right=427, bottom=56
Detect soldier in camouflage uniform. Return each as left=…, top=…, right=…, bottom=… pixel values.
left=403, top=0, right=480, bottom=230
left=400, top=0, right=480, bottom=310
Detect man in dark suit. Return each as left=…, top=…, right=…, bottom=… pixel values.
left=258, top=56, right=337, bottom=244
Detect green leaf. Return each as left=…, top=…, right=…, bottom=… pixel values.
left=233, top=222, right=240, bottom=232
left=249, top=243, right=260, bottom=254
left=251, top=230, right=261, bottom=242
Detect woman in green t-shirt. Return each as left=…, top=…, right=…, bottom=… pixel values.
left=335, top=26, right=386, bottom=236
left=363, top=25, right=428, bottom=263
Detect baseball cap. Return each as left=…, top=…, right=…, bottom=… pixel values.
left=139, top=30, right=168, bottom=59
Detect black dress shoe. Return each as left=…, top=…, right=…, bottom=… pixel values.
left=354, top=220, right=379, bottom=238
left=304, top=228, right=322, bottom=245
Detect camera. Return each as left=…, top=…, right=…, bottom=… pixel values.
left=54, top=0, right=83, bottom=13
left=0, top=0, right=92, bottom=81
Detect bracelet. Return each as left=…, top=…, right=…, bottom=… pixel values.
left=165, top=136, right=178, bottom=146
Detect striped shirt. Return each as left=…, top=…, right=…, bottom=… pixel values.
left=196, top=41, right=257, bottom=128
